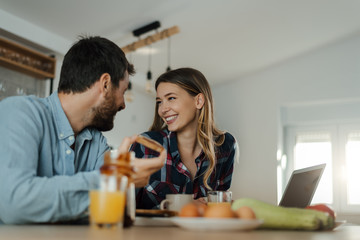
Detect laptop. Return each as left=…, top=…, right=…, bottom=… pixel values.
left=279, top=163, right=326, bottom=208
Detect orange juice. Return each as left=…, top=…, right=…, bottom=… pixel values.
left=89, top=190, right=126, bottom=226
left=207, top=202, right=232, bottom=207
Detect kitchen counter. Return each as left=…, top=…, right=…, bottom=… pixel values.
left=0, top=223, right=358, bottom=240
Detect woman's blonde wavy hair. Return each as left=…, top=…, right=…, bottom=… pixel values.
left=150, top=68, right=225, bottom=190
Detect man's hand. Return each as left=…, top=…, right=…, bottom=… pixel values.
left=117, top=136, right=166, bottom=188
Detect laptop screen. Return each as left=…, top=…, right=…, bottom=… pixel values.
left=279, top=163, right=326, bottom=208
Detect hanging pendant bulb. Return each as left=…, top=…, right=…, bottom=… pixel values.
left=147, top=70, right=152, bottom=80
left=146, top=70, right=152, bottom=93
left=146, top=46, right=153, bottom=93
left=166, top=37, right=171, bottom=72
left=125, top=81, right=134, bottom=102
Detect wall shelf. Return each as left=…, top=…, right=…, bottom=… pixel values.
left=0, top=38, right=55, bottom=79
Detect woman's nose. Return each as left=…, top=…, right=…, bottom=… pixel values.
left=159, top=102, right=169, bottom=114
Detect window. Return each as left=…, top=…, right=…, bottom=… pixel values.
left=339, top=125, right=360, bottom=212
left=346, top=132, right=360, bottom=205
left=294, top=132, right=333, bottom=204
left=284, top=124, right=360, bottom=213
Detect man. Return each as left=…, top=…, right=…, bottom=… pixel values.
left=0, top=36, right=165, bottom=224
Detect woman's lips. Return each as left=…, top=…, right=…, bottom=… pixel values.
left=165, top=115, right=177, bottom=124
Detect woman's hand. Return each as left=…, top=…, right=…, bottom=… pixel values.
left=132, top=150, right=166, bottom=187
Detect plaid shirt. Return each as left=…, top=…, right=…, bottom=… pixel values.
left=131, top=129, right=236, bottom=209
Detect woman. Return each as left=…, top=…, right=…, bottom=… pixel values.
left=131, top=68, right=237, bottom=209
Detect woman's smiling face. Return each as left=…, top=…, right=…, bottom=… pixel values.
left=156, top=82, right=199, bottom=133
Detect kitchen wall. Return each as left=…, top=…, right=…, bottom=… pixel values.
left=213, top=32, right=360, bottom=206
left=102, top=85, right=156, bottom=148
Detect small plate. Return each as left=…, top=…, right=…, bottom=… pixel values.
left=171, top=217, right=263, bottom=231
left=334, top=220, right=347, bottom=228
left=136, top=209, right=178, bottom=218
left=134, top=217, right=175, bottom=227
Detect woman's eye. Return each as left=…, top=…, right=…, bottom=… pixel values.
left=168, top=97, right=175, bottom=101
left=156, top=100, right=162, bottom=105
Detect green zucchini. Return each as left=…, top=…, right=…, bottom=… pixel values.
left=232, top=198, right=334, bottom=230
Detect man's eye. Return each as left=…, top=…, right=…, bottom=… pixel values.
left=156, top=101, right=162, bottom=105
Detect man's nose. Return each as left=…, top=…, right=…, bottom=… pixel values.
left=119, top=102, right=126, bottom=111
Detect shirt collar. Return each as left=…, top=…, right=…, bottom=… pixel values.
left=165, top=129, right=205, bottom=164
left=165, top=130, right=180, bottom=163
left=48, top=91, right=75, bottom=140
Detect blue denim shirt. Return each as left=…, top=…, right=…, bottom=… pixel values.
left=0, top=92, right=109, bottom=224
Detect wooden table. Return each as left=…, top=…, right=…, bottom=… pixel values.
left=0, top=224, right=358, bottom=240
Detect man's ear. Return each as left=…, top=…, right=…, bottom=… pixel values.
left=99, top=73, right=111, bottom=94
left=195, top=93, right=205, bottom=109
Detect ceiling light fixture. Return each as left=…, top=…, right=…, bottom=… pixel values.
left=121, top=21, right=180, bottom=97
left=132, top=21, right=161, bottom=37
left=122, top=23, right=179, bottom=54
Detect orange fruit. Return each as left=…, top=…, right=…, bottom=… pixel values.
left=179, top=203, right=201, bottom=217
left=196, top=202, right=208, bottom=217
left=203, top=203, right=237, bottom=218
left=235, top=206, right=256, bottom=219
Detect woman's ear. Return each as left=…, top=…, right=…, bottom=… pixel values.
left=195, top=93, right=205, bottom=109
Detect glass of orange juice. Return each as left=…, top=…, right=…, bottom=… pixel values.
left=89, top=150, right=129, bottom=229
left=207, top=190, right=232, bottom=207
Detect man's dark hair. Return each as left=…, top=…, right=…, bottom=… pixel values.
left=58, top=36, right=135, bottom=93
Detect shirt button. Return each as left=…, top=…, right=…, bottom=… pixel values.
left=66, top=149, right=72, bottom=155
left=69, top=136, right=74, bottom=141
left=59, top=133, right=64, bottom=138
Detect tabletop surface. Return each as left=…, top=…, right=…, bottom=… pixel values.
left=0, top=223, right=359, bottom=240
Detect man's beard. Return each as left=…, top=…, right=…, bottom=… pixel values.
left=90, top=94, right=120, bottom=132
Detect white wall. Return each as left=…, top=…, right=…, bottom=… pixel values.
left=213, top=32, right=360, bottom=204
left=0, top=9, right=70, bottom=55
left=103, top=86, right=155, bottom=148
